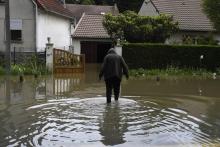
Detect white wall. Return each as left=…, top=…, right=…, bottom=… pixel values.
left=72, top=39, right=81, bottom=55
left=0, top=5, right=5, bottom=51
left=214, top=34, right=220, bottom=45
left=37, top=11, right=71, bottom=51
left=138, top=0, right=158, bottom=16
left=115, top=45, right=122, bottom=56
left=165, top=33, right=183, bottom=44
left=166, top=32, right=220, bottom=45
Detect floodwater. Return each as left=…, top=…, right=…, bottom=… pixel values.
left=0, top=65, right=220, bottom=147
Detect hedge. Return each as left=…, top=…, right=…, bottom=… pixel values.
left=122, top=43, right=220, bottom=70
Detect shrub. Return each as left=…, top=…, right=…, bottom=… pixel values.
left=11, top=64, right=24, bottom=75
left=103, top=11, right=178, bottom=44
left=123, top=43, right=220, bottom=71
left=0, top=66, right=5, bottom=75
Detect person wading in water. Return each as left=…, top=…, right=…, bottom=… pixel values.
left=99, top=48, right=129, bottom=103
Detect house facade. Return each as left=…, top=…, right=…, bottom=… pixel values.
left=0, top=0, right=74, bottom=53
left=138, top=0, right=220, bottom=44
left=0, top=0, right=35, bottom=52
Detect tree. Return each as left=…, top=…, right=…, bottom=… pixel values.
left=103, top=11, right=178, bottom=44
left=203, top=0, right=220, bottom=31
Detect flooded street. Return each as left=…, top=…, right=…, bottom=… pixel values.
left=0, top=65, right=220, bottom=147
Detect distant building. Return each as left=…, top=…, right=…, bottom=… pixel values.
left=138, top=0, right=220, bottom=44
left=67, top=4, right=119, bottom=63
left=0, top=0, right=74, bottom=53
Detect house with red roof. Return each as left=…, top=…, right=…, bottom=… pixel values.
left=67, top=4, right=119, bottom=63
left=138, top=0, right=220, bottom=44
left=0, top=0, right=74, bottom=53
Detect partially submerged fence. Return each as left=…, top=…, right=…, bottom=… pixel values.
left=53, top=49, right=85, bottom=74
left=0, top=51, right=46, bottom=66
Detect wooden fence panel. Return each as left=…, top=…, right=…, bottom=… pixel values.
left=53, top=49, right=85, bottom=74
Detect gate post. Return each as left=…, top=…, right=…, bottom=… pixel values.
left=114, top=39, right=122, bottom=56
left=46, top=37, right=54, bottom=73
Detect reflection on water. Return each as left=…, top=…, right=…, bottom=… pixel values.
left=0, top=66, right=220, bottom=146
left=100, top=103, right=127, bottom=146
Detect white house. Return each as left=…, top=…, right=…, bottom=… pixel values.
left=139, top=0, right=220, bottom=44
left=0, top=0, right=74, bottom=53
left=35, top=0, right=74, bottom=51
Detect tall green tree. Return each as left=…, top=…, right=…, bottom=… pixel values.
left=103, top=11, right=178, bottom=44
left=203, top=0, right=220, bottom=31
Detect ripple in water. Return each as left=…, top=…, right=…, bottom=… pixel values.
left=3, top=97, right=220, bottom=146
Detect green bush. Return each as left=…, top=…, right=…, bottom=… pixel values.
left=130, top=67, right=213, bottom=78
left=123, top=43, right=220, bottom=71
left=0, top=66, right=5, bottom=75
left=103, top=11, right=178, bottom=44
left=11, top=64, right=25, bottom=75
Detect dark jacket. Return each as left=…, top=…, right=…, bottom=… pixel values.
left=99, top=48, right=129, bottom=80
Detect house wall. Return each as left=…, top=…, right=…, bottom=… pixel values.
left=214, top=34, right=220, bottom=45
left=166, top=32, right=220, bottom=45
left=138, top=0, right=158, bottom=16
left=37, top=11, right=72, bottom=52
left=0, top=4, right=5, bottom=52
left=138, top=0, right=220, bottom=45
left=0, top=0, right=35, bottom=52
left=72, top=39, right=81, bottom=55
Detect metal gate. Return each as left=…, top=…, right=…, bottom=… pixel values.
left=53, top=49, right=85, bottom=74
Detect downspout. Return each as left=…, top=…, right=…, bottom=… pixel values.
left=31, top=0, right=38, bottom=52
left=63, top=0, right=66, bottom=8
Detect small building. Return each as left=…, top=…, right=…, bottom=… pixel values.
left=67, top=4, right=119, bottom=63
left=138, top=0, right=220, bottom=44
left=0, top=0, right=74, bottom=53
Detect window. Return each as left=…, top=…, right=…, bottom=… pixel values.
left=11, top=30, right=22, bottom=41
left=10, top=19, right=22, bottom=42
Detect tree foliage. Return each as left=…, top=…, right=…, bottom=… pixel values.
left=103, top=11, right=178, bottom=44
left=203, top=0, right=220, bottom=31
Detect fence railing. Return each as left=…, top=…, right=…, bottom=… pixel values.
left=53, top=48, right=85, bottom=74
left=0, top=51, right=46, bottom=66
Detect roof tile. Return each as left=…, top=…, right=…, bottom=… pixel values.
left=36, top=0, right=73, bottom=18
left=73, top=14, right=110, bottom=39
